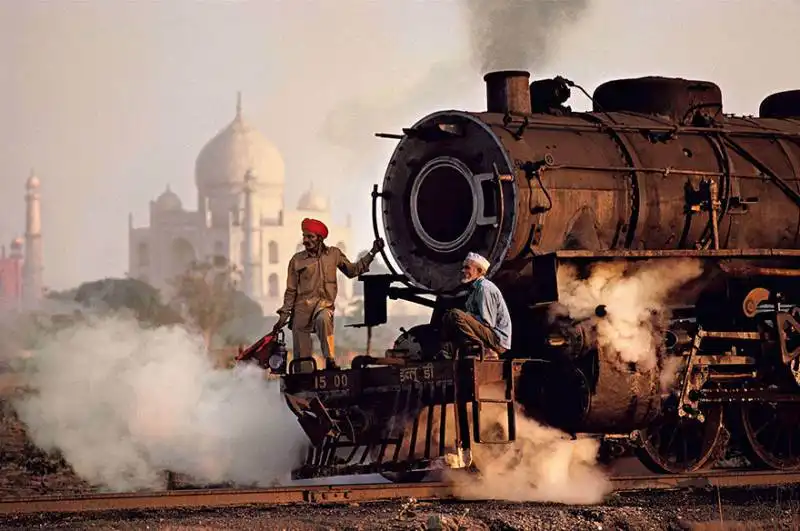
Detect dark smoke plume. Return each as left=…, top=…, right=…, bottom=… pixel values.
left=464, top=0, right=590, bottom=72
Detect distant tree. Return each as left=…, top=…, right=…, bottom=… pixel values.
left=218, top=289, right=266, bottom=347
left=11, top=309, right=89, bottom=351
left=9, top=278, right=181, bottom=352
left=46, top=286, right=79, bottom=302
left=70, top=277, right=182, bottom=327
left=168, top=259, right=263, bottom=348
left=43, top=277, right=181, bottom=328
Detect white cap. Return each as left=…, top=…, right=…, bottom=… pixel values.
left=464, top=252, right=490, bottom=272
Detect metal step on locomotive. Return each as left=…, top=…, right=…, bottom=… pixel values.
left=245, top=70, right=800, bottom=482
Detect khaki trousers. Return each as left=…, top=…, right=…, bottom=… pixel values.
left=440, top=308, right=503, bottom=357
left=292, top=308, right=335, bottom=361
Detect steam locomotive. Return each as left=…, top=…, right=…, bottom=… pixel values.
left=262, top=71, right=800, bottom=481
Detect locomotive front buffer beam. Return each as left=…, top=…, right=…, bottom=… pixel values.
left=281, top=356, right=538, bottom=480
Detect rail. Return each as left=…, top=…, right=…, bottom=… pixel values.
left=2, top=470, right=799, bottom=515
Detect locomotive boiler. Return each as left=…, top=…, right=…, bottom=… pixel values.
left=274, top=71, right=800, bottom=481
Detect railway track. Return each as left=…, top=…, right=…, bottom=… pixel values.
left=1, top=470, right=799, bottom=515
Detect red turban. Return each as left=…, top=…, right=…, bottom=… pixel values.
left=301, top=218, right=328, bottom=239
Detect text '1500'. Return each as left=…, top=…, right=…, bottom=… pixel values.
left=314, top=373, right=349, bottom=390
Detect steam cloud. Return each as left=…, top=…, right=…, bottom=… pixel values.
left=463, top=0, right=591, bottom=72
left=392, top=398, right=610, bottom=504
left=450, top=260, right=705, bottom=504
left=551, top=259, right=704, bottom=373
left=450, top=405, right=611, bottom=505
left=11, top=316, right=307, bottom=491
left=319, top=0, right=595, bottom=202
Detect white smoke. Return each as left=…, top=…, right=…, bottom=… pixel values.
left=11, top=315, right=308, bottom=492
left=551, top=259, right=704, bottom=371
left=450, top=404, right=611, bottom=505
left=659, top=354, right=686, bottom=394
left=451, top=260, right=706, bottom=504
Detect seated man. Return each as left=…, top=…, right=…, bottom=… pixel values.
left=439, top=252, right=512, bottom=360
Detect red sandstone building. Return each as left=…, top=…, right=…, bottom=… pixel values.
left=0, top=173, right=43, bottom=313
left=0, top=239, right=24, bottom=310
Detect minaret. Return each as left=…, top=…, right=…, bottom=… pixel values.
left=22, top=170, right=43, bottom=308
left=241, top=168, right=260, bottom=299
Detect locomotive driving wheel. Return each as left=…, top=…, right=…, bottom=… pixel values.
left=740, top=402, right=800, bottom=470
left=636, top=403, right=727, bottom=474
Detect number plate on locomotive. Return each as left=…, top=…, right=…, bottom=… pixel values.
left=312, top=371, right=355, bottom=391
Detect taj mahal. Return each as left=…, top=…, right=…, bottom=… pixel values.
left=127, top=95, right=357, bottom=314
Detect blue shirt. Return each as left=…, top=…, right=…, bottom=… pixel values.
left=464, top=277, right=512, bottom=350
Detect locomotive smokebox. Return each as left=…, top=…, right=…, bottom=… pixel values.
left=484, top=70, right=532, bottom=115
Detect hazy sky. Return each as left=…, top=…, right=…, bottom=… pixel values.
left=1, top=0, right=799, bottom=290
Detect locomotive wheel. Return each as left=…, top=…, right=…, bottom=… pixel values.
left=740, top=402, right=800, bottom=470
left=636, top=405, right=727, bottom=474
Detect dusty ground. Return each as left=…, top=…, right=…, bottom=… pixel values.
left=2, top=394, right=800, bottom=530
left=2, top=487, right=800, bottom=530
left=0, top=398, right=92, bottom=498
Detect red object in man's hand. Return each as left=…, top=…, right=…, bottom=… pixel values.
left=235, top=333, right=276, bottom=366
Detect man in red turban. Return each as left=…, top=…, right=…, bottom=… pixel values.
left=301, top=217, right=329, bottom=239
left=273, top=218, right=384, bottom=370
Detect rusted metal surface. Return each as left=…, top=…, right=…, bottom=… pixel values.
left=740, top=403, right=800, bottom=470
left=484, top=71, right=531, bottom=116
left=636, top=405, right=728, bottom=474
left=760, top=90, right=800, bottom=118
left=555, top=249, right=800, bottom=257
left=0, top=483, right=454, bottom=515
left=576, top=349, right=661, bottom=433
left=379, top=72, right=800, bottom=294
left=612, top=470, right=800, bottom=491
left=3, top=471, right=800, bottom=515
left=283, top=359, right=539, bottom=480
left=283, top=358, right=459, bottom=480
left=727, top=266, right=800, bottom=277
left=291, top=70, right=800, bottom=487
left=592, top=77, right=723, bottom=124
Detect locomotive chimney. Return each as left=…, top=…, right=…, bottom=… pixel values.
left=484, top=70, right=532, bottom=115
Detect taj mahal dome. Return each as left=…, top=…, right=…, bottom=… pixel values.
left=127, top=95, right=356, bottom=313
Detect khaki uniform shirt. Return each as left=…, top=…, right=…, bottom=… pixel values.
left=278, top=245, right=374, bottom=331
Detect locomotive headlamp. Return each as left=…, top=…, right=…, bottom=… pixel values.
left=235, top=329, right=288, bottom=373
left=268, top=331, right=288, bottom=375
